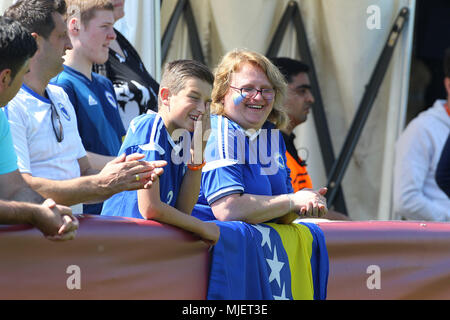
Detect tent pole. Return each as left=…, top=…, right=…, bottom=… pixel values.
left=161, top=0, right=186, bottom=62
left=266, top=1, right=348, bottom=215
left=326, top=7, right=410, bottom=207
left=291, top=2, right=349, bottom=215
left=161, top=0, right=205, bottom=64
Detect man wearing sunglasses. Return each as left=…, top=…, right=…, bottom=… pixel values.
left=4, top=0, right=166, bottom=215
left=0, top=16, right=77, bottom=241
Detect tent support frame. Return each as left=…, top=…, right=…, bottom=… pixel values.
left=162, top=0, right=205, bottom=64
left=325, top=7, right=410, bottom=207
left=267, top=1, right=348, bottom=215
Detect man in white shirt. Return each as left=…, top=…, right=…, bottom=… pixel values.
left=0, top=15, right=77, bottom=241
left=4, top=0, right=166, bottom=214
left=393, top=49, right=450, bottom=221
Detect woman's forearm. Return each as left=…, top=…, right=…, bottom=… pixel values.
left=211, top=193, right=292, bottom=224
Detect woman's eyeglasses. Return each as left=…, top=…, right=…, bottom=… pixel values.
left=230, top=86, right=275, bottom=101
left=50, top=102, right=64, bottom=143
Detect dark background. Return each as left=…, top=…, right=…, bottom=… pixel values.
left=407, top=0, right=450, bottom=123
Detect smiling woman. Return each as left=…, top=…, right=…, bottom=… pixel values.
left=192, top=49, right=329, bottom=224
left=212, top=50, right=288, bottom=131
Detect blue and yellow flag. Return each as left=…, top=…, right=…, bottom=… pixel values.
left=207, top=221, right=329, bottom=300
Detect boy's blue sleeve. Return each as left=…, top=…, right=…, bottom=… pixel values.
left=121, top=114, right=165, bottom=161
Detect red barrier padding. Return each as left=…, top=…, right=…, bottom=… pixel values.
left=0, top=214, right=210, bottom=300
left=1, top=217, right=449, bottom=299
left=318, top=220, right=450, bottom=300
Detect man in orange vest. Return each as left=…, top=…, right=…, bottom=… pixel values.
left=270, top=57, right=349, bottom=220
left=270, top=58, right=313, bottom=192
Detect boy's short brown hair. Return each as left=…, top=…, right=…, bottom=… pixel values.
left=65, top=0, right=114, bottom=27
left=159, top=60, right=214, bottom=109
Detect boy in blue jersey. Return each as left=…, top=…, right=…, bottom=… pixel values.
left=101, top=60, right=220, bottom=245
left=53, top=0, right=125, bottom=162
left=52, top=0, right=125, bottom=214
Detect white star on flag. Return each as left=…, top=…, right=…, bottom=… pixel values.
left=273, top=283, right=290, bottom=300
left=266, top=246, right=284, bottom=289
left=253, top=224, right=272, bottom=252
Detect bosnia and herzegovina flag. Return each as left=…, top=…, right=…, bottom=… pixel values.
left=207, top=221, right=329, bottom=300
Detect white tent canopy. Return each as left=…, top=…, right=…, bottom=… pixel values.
left=1, top=0, right=416, bottom=221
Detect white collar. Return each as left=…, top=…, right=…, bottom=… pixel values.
left=244, top=128, right=262, bottom=141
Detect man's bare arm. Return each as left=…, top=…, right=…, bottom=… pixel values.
left=22, top=154, right=166, bottom=206
left=0, top=169, right=44, bottom=203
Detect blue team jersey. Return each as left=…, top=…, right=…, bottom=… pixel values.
left=101, top=113, right=188, bottom=219
left=192, top=114, right=293, bottom=221
left=51, top=65, right=125, bottom=156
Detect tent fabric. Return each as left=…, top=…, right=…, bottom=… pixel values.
left=0, top=1, right=13, bottom=15
left=114, top=0, right=160, bottom=79
left=1, top=216, right=449, bottom=300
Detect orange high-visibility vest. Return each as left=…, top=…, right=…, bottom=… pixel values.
left=285, top=151, right=313, bottom=192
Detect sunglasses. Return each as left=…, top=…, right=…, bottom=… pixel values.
left=50, top=101, right=64, bottom=143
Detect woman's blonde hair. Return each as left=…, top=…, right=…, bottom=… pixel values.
left=211, top=49, right=288, bottom=129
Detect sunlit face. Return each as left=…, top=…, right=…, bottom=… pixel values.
left=164, top=78, right=212, bottom=133
left=285, top=72, right=314, bottom=127
left=39, top=12, right=73, bottom=77
left=222, top=62, right=274, bottom=130
left=77, top=10, right=116, bottom=64
left=0, top=59, right=30, bottom=107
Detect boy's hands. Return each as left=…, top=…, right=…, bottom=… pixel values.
left=190, top=109, right=211, bottom=165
